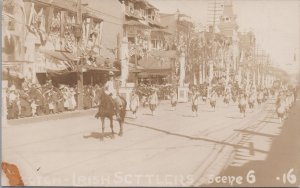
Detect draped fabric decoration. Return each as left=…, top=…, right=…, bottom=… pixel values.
left=37, top=50, right=78, bottom=74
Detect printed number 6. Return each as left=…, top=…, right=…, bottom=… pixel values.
left=246, top=170, right=256, bottom=184
left=287, top=168, right=297, bottom=184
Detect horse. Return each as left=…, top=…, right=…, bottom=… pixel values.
left=192, top=93, right=200, bottom=117
left=95, top=88, right=127, bottom=140
left=130, top=93, right=139, bottom=119
left=238, top=94, right=247, bottom=118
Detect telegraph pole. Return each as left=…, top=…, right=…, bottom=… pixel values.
left=207, top=0, right=223, bottom=86
left=76, top=0, right=83, bottom=110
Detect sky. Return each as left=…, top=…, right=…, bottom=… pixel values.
left=149, top=0, right=300, bottom=75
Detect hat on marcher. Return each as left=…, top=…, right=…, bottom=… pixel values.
left=109, top=71, right=115, bottom=76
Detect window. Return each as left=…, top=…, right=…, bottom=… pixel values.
left=128, top=37, right=135, bottom=44
left=151, top=40, right=156, bottom=49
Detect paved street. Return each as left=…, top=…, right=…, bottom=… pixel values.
left=1, top=97, right=294, bottom=186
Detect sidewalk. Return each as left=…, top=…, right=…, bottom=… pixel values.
left=6, top=100, right=172, bottom=126
left=6, top=108, right=97, bottom=126
left=208, top=98, right=300, bottom=187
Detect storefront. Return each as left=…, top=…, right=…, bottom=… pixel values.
left=137, top=50, right=177, bottom=84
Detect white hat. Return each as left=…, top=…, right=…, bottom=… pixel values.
left=109, top=71, right=114, bottom=76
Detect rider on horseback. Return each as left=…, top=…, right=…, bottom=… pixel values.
left=103, top=71, right=123, bottom=119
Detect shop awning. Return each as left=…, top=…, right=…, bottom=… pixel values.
left=138, top=71, right=171, bottom=77
left=151, top=28, right=172, bottom=35
left=124, top=20, right=151, bottom=28
left=148, top=50, right=177, bottom=59
left=148, top=19, right=166, bottom=29
left=83, top=64, right=119, bottom=72
left=129, top=63, right=144, bottom=73
left=138, top=55, right=173, bottom=72
left=41, top=50, right=79, bottom=62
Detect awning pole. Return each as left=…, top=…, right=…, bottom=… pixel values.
left=76, top=0, right=84, bottom=110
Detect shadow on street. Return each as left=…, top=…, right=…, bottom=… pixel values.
left=206, top=98, right=300, bottom=187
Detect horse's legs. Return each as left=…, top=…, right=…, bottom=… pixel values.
left=110, top=117, right=115, bottom=139
left=100, top=117, right=105, bottom=141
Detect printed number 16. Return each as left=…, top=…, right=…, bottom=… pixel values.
left=283, top=168, right=297, bottom=184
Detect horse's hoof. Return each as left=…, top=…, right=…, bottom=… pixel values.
left=119, top=132, right=123, bottom=137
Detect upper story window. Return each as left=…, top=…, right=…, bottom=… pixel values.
left=223, top=16, right=231, bottom=22
left=128, top=2, right=134, bottom=13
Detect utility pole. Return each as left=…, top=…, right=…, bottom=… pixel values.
left=76, top=0, right=83, bottom=110
left=207, top=0, right=223, bottom=86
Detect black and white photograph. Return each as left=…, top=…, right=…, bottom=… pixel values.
left=1, top=0, right=300, bottom=186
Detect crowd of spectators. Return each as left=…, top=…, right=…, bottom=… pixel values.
left=6, top=81, right=177, bottom=120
